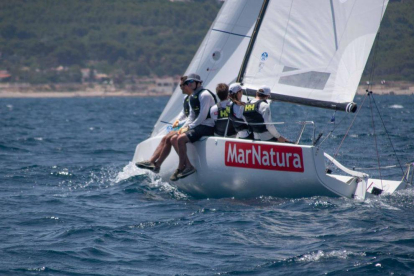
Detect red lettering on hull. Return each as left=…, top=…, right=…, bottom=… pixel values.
left=225, top=141, right=304, bottom=172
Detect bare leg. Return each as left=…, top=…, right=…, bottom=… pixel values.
left=149, top=131, right=177, bottom=163
left=171, top=134, right=179, bottom=154
left=154, top=134, right=176, bottom=167
left=177, top=134, right=193, bottom=170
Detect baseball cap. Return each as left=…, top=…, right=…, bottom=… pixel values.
left=257, top=85, right=271, bottom=96
left=229, top=83, right=244, bottom=94
left=186, top=73, right=203, bottom=83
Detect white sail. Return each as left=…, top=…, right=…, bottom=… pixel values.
left=134, top=0, right=410, bottom=200
left=151, top=0, right=264, bottom=136
left=242, top=0, right=388, bottom=107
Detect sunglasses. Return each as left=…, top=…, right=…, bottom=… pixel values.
left=180, top=80, right=195, bottom=88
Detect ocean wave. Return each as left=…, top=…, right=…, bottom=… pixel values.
left=294, top=250, right=366, bottom=262
left=389, top=104, right=404, bottom=109
left=117, top=162, right=188, bottom=200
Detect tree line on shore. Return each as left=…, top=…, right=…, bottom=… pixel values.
left=0, top=0, right=412, bottom=85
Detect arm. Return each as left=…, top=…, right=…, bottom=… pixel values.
left=182, top=106, right=195, bottom=128
left=188, top=91, right=214, bottom=129
left=173, top=110, right=187, bottom=127
left=260, top=103, right=290, bottom=142
left=210, top=105, right=218, bottom=122
left=260, top=103, right=281, bottom=138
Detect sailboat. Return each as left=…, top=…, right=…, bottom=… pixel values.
left=132, top=0, right=413, bottom=199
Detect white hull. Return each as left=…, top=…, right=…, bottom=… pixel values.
left=133, top=136, right=407, bottom=199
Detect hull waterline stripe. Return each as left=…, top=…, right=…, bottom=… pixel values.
left=212, top=29, right=251, bottom=38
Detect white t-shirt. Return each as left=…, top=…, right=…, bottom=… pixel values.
left=248, top=98, right=281, bottom=141
left=184, top=87, right=216, bottom=129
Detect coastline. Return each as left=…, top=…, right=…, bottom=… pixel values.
left=0, top=90, right=171, bottom=98
left=0, top=82, right=413, bottom=98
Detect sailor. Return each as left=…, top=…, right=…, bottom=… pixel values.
left=228, top=83, right=254, bottom=139
left=170, top=73, right=217, bottom=181
left=135, top=76, right=192, bottom=173
left=209, top=83, right=236, bottom=137
left=242, top=85, right=290, bottom=143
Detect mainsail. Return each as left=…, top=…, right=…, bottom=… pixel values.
left=151, top=0, right=264, bottom=136
left=241, top=0, right=389, bottom=112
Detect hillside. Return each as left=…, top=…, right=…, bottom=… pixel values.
left=0, top=0, right=413, bottom=85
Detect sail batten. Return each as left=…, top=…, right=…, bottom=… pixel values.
left=151, top=0, right=264, bottom=136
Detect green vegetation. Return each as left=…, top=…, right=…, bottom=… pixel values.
left=0, top=0, right=412, bottom=84
left=364, top=0, right=414, bottom=82
left=0, top=0, right=221, bottom=84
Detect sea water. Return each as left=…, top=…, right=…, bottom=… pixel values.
left=1, top=95, right=414, bottom=275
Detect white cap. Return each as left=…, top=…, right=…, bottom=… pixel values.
left=257, top=85, right=271, bottom=96
left=229, top=83, right=244, bottom=94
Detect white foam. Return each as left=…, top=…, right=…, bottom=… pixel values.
left=115, top=162, right=146, bottom=183
left=295, top=250, right=365, bottom=262
left=389, top=104, right=403, bottom=109
left=116, top=162, right=187, bottom=199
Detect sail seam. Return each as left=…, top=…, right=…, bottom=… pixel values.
left=201, top=0, right=250, bottom=83
left=278, top=0, right=294, bottom=64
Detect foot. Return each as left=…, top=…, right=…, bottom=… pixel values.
left=170, top=168, right=183, bottom=181
left=177, top=167, right=196, bottom=179
left=136, top=160, right=156, bottom=170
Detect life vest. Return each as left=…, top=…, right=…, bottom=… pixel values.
left=243, top=100, right=268, bottom=133
left=189, top=88, right=217, bottom=119
left=214, top=104, right=236, bottom=137
left=229, top=102, right=249, bottom=132
left=183, top=95, right=190, bottom=117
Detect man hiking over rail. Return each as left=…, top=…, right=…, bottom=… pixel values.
left=135, top=76, right=192, bottom=173
left=170, top=73, right=217, bottom=181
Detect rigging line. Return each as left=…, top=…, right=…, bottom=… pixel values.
left=369, top=93, right=383, bottom=189
left=366, top=0, right=387, bottom=92
left=370, top=93, right=405, bottom=175
left=332, top=92, right=369, bottom=159
left=317, top=111, right=349, bottom=149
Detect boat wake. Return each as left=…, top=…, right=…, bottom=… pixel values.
left=116, top=162, right=188, bottom=200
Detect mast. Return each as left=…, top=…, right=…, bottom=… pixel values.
left=236, top=0, right=270, bottom=83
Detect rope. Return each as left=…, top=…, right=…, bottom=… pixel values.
left=332, top=93, right=369, bottom=160
left=370, top=94, right=405, bottom=175
left=368, top=93, right=383, bottom=189
left=317, top=112, right=350, bottom=148
left=366, top=0, right=386, bottom=92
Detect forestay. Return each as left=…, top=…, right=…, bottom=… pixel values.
left=151, top=0, right=263, bottom=137
left=242, top=0, right=388, bottom=111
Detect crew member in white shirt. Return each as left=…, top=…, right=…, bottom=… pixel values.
left=170, top=73, right=217, bottom=181
left=242, top=85, right=290, bottom=143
